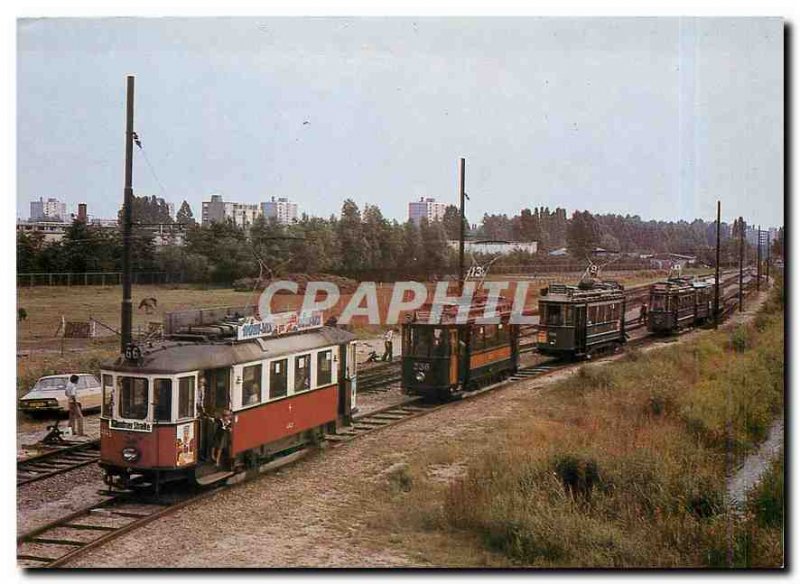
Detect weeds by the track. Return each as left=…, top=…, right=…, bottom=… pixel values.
left=367, top=281, right=783, bottom=567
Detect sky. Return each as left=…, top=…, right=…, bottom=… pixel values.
left=16, top=17, right=783, bottom=228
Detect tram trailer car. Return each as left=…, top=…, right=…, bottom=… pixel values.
left=401, top=298, right=519, bottom=401
left=647, top=277, right=713, bottom=334
left=536, top=281, right=626, bottom=359
left=99, top=321, right=357, bottom=489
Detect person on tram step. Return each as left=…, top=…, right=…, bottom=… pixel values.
left=211, top=409, right=233, bottom=468
left=639, top=303, right=648, bottom=324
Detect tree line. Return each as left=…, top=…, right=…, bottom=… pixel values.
left=17, top=195, right=783, bottom=284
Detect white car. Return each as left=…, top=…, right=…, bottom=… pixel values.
left=18, top=374, right=102, bottom=414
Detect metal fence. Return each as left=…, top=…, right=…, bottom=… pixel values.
left=17, top=271, right=183, bottom=287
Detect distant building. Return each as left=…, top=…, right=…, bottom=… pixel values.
left=447, top=239, right=538, bottom=255
left=408, top=197, right=448, bottom=225
left=201, top=194, right=260, bottom=228
left=262, top=197, right=298, bottom=225
left=17, top=219, right=70, bottom=243
left=77, top=203, right=88, bottom=223
left=30, top=197, right=67, bottom=221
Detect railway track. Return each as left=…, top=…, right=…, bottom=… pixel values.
left=17, top=489, right=219, bottom=568
left=357, top=361, right=402, bottom=392
left=17, top=441, right=101, bottom=487
left=17, top=275, right=763, bottom=568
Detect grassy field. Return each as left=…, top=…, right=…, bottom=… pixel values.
left=12, top=269, right=718, bottom=398
left=359, top=282, right=784, bottom=567
left=16, top=271, right=668, bottom=341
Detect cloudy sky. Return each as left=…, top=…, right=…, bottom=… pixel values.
left=17, top=17, right=783, bottom=227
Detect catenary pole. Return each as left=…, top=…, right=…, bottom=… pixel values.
left=714, top=201, right=720, bottom=328
left=458, top=157, right=466, bottom=294
left=121, top=75, right=135, bottom=353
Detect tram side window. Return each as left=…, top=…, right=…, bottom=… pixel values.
left=497, top=322, right=509, bottom=344
left=154, top=379, right=172, bottom=422
left=177, top=377, right=195, bottom=419
left=587, top=306, right=596, bottom=325
left=295, top=354, right=311, bottom=393
left=102, top=374, right=113, bottom=417
left=270, top=359, right=288, bottom=399
left=118, top=377, right=148, bottom=420
left=316, top=351, right=333, bottom=387
left=242, top=364, right=262, bottom=406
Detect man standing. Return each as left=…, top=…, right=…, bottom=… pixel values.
left=382, top=328, right=394, bottom=362
left=65, top=374, right=85, bottom=436
left=639, top=303, right=648, bottom=325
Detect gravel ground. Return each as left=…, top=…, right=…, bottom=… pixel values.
left=49, top=286, right=775, bottom=568
left=17, top=464, right=109, bottom=534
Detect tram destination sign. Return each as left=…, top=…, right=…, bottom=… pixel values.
left=237, top=310, right=323, bottom=341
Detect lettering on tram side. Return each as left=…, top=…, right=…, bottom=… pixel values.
left=109, top=419, right=153, bottom=432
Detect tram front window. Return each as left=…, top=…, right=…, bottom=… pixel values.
left=544, top=304, right=564, bottom=326
left=411, top=327, right=448, bottom=357
left=118, top=377, right=149, bottom=420
left=651, top=294, right=668, bottom=311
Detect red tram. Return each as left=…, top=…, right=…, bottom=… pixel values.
left=99, top=309, right=357, bottom=489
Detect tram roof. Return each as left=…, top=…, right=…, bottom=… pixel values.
left=102, top=326, right=355, bottom=374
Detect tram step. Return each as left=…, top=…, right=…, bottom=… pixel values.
left=195, top=470, right=235, bottom=486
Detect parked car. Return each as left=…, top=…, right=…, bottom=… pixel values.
left=18, top=374, right=102, bottom=415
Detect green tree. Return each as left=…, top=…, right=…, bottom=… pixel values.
left=176, top=200, right=196, bottom=226
left=442, top=205, right=465, bottom=241
left=566, top=210, right=601, bottom=260
left=337, top=199, right=367, bottom=275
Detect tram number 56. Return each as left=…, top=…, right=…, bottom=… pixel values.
left=124, top=343, right=142, bottom=361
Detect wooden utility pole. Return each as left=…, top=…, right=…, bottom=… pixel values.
left=458, top=157, right=466, bottom=294
left=121, top=75, right=135, bottom=353
left=766, top=231, right=771, bottom=285
left=756, top=225, right=762, bottom=293
left=738, top=217, right=744, bottom=312
left=714, top=201, right=721, bottom=328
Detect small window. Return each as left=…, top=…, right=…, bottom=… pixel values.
left=483, top=325, right=498, bottom=347
left=178, top=376, right=195, bottom=419
left=270, top=359, right=288, bottom=399
left=154, top=379, right=172, bottom=422
left=545, top=304, right=564, bottom=326
left=242, top=364, right=262, bottom=406
left=102, top=374, right=113, bottom=417
left=295, top=354, right=311, bottom=393
left=316, top=351, right=333, bottom=387
left=431, top=328, right=448, bottom=356
left=118, top=377, right=148, bottom=420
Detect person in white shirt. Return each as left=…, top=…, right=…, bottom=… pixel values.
left=65, top=374, right=85, bottom=436
left=382, top=328, right=395, bottom=362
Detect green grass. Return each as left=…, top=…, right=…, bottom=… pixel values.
left=367, top=281, right=784, bottom=567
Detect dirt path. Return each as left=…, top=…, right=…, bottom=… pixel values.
left=65, top=286, right=774, bottom=568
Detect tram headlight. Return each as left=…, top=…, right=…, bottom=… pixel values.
left=121, top=447, right=140, bottom=463
left=415, top=371, right=425, bottom=382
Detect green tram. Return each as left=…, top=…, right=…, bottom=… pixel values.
left=401, top=296, right=519, bottom=401
left=647, top=277, right=713, bottom=334
left=536, top=280, right=627, bottom=359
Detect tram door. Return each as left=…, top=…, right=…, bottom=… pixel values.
left=575, top=305, right=587, bottom=355
left=200, top=368, right=231, bottom=461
